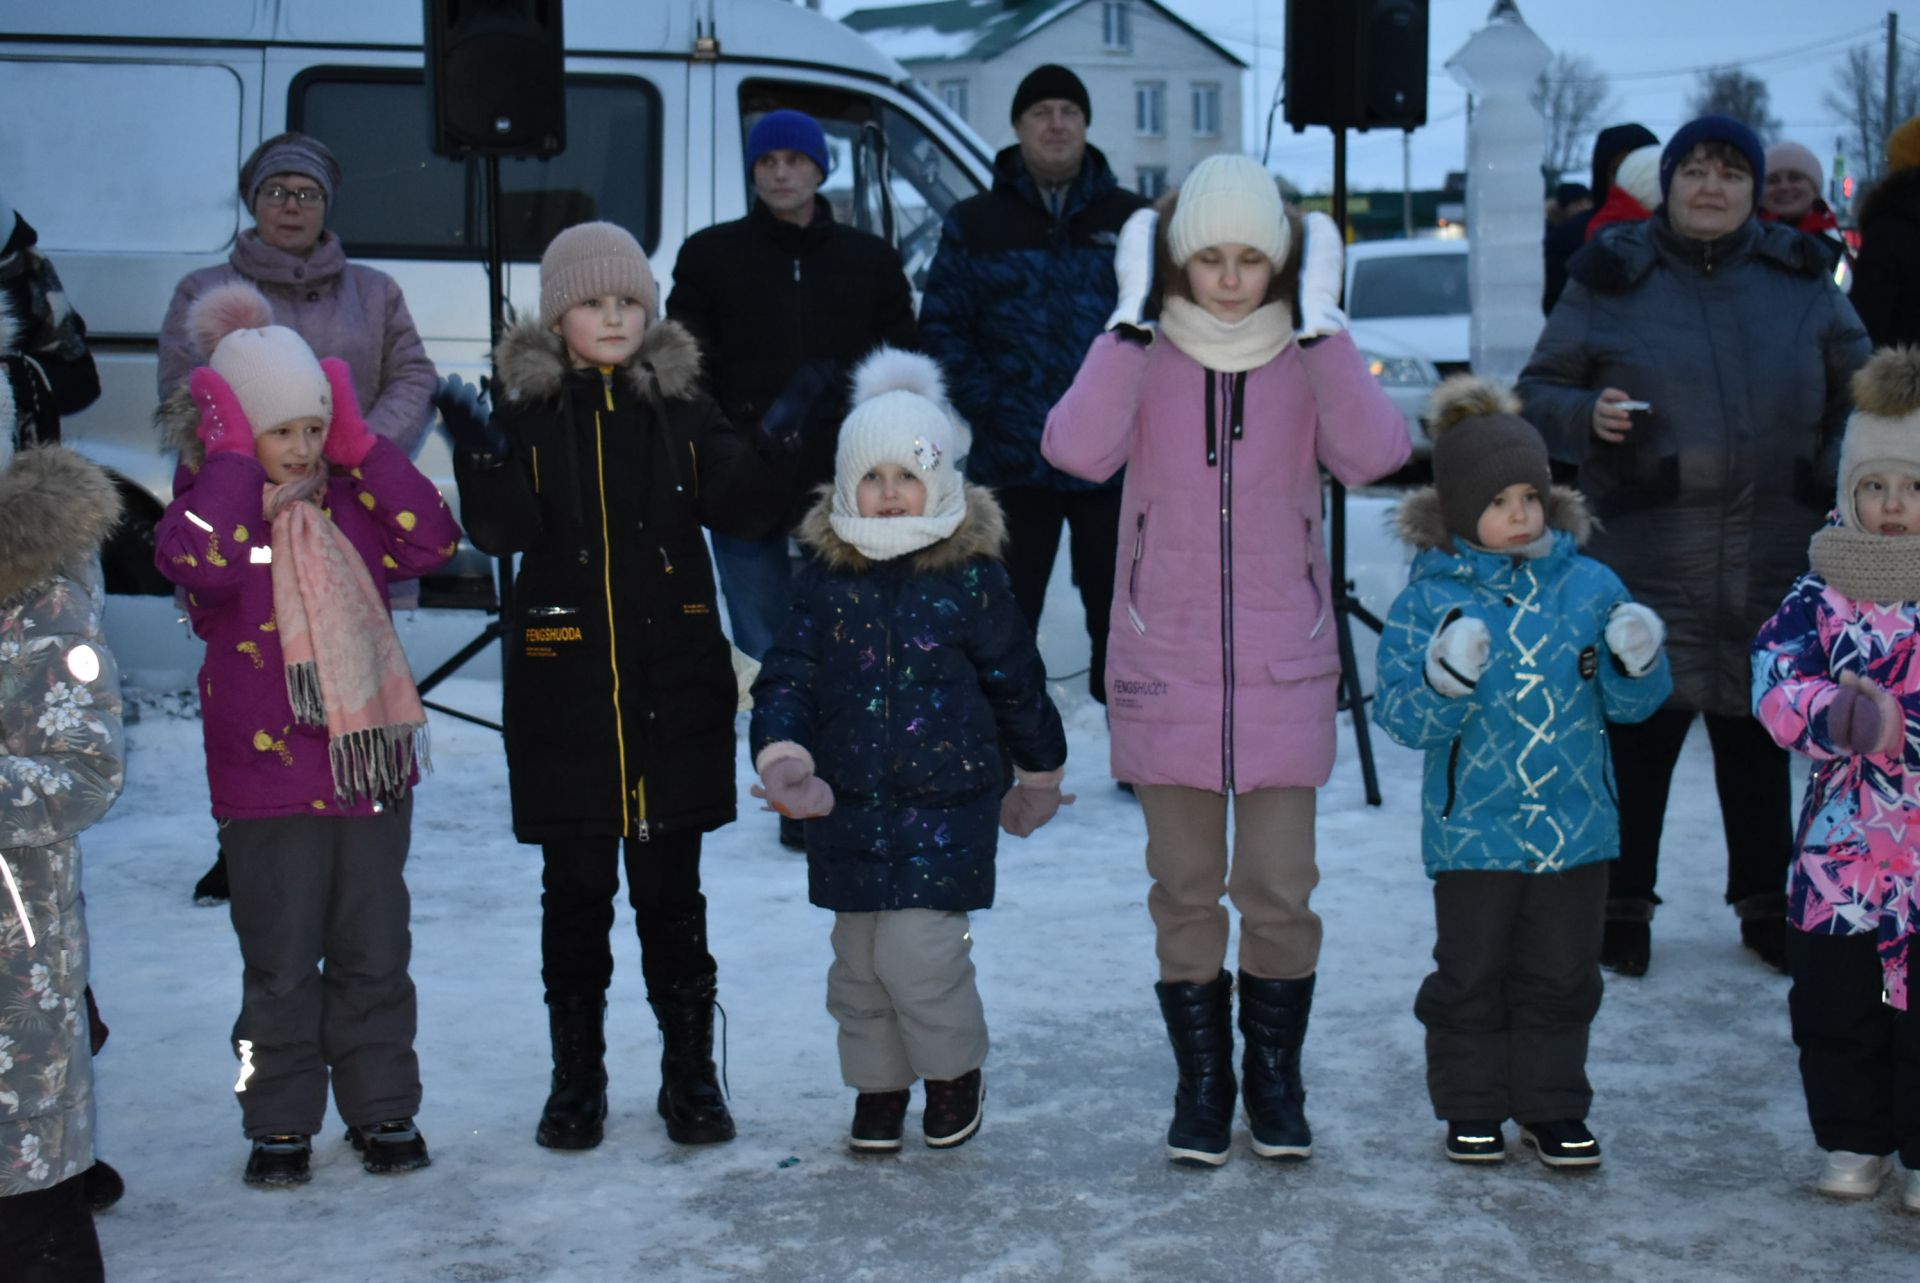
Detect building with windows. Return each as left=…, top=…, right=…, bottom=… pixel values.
left=841, top=0, right=1245, bottom=199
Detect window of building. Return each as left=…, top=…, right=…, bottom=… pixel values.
left=1136, top=167, right=1168, bottom=200
left=1192, top=83, right=1221, bottom=138
left=937, top=78, right=968, bottom=123
left=293, top=69, right=660, bottom=258
left=1102, top=2, right=1131, bottom=51
left=1135, top=82, right=1165, bottom=137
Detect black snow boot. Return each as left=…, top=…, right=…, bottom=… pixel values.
left=1154, top=970, right=1237, bottom=1167
left=345, top=1118, right=432, bottom=1174
left=536, top=994, right=609, bottom=1150
left=193, top=847, right=230, bottom=906
left=1600, top=899, right=1653, bottom=977
left=1237, top=970, right=1314, bottom=1161
left=1735, top=892, right=1790, bottom=974
left=650, top=973, right=736, bottom=1145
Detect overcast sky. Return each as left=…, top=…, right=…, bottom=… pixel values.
left=822, top=0, right=1912, bottom=193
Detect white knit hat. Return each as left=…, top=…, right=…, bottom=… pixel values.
left=1838, top=347, right=1920, bottom=529
left=1613, top=146, right=1663, bottom=211
left=829, top=348, right=972, bottom=561
left=190, top=283, right=331, bottom=433
left=1166, top=154, right=1289, bottom=268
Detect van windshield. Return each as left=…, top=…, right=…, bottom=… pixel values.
left=294, top=70, right=660, bottom=258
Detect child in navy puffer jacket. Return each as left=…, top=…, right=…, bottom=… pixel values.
left=749, top=347, right=1068, bottom=1154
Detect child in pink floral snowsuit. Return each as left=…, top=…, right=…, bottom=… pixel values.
left=1752, top=347, right=1920, bottom=1210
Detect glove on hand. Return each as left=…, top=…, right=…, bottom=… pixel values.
left=433, top=373, right=506, bottom=459
left=1105, top=207, right=1159, bottom=339
left=756, top=360, right=847, bottom=456
left=1604, top=602, right=1665, bottom=678
left=319, top=357, right=376, bottom=467
left=189, top=366, right=258, bottom=459
left=751, top=755, right=836, bottom=820
left=1425, top=615, right=1491, bottom=698
left=1296, top=211, right=1347, bottom=339
left=999, top=769, right=1075, bottom=838
left=1832, top=671, right=1905, bottom=757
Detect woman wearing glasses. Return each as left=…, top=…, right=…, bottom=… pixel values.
left=157, top=133, right=438, bottom=905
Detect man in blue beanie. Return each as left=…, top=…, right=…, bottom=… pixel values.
left=667, top=106, right=915, bottom=846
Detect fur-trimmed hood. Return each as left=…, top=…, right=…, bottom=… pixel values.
left=492, top=315, right=703, bottom=408
left=1392, top=484, right=1594, bottom=553
left=795, top=483, right=1006, bottom=574
left=0, top=445, right=123, bottom=602
left=1569, top=216, right=1828, bottom=293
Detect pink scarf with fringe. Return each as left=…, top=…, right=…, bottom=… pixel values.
left=265, top=480, right=428, bottom=805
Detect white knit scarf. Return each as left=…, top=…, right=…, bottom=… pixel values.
left=828, top=504, right=966, bottom=563
left=1158, top=297, right=1294, bottom=373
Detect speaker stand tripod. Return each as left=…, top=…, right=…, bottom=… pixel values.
left=1326, top=127, right=1387, bottom=806
left=416, top=153, right=514, bottom=732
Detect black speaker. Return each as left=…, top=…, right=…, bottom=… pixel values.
left=424, top=0, right=566, bottom=157
left=1285, top=0, right=1428, bottom=133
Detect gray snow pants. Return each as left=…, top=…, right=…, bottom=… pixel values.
left=1136, top=785, right=1321, bottom=984
left=827, top=909, right=987, bottom=1091
left=222, top=797, right=420, bottom=1138
left=1416, top=861, right=1607, bottom=1124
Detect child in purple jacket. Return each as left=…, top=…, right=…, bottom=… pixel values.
left=1042, top=155, right=1409, bottom=1167
left=154, top=284, right=459, bottom=1188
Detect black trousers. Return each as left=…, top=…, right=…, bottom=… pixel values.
left=1415, top=862, right=1607, bottom=1123
left=997, top=485, right=1121, bottom=704
left=1786, top=929, right=1920, bottom=1165
left=0, top=1174, right=104, bottom=1283
left=540, top=828, right=712, bottom=1002
left=1606, top=707, right=1794, bottom=910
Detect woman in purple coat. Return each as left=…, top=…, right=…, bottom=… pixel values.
left=155, top=285, right=458, bottom=1188
left=1043, top=156, right=1409, bottom=1167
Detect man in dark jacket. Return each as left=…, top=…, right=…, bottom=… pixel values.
left=1851, top=116, right=1920, bottom=349
left=1542, top=123, right=1658, bottom=315
left=919, top=64, right=1149, bottom=706
left=667, top=109, right=917, bottom=662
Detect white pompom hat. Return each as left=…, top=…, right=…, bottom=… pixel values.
left=1166, top=154, right=1289, bottom=268
left=187, top=283, right=331, bottom=433
left=829, top=347, right=972, bottom=560
left=1612, top=145, right=1664, bottom=212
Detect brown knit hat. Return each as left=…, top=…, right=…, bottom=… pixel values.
left=539, top=221, right=657, bottom=327
left=1427, top=375, right=1552, bottom=549
left=1889, top=117, right=1920, bottom=174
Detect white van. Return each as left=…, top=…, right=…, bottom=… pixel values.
left=0, top=0, right=992, bottom=600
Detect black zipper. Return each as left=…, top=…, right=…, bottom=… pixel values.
left=1441, top=739, right=1461, bottom=818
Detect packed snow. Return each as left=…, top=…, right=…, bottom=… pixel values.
left=82, top=492, right=1914, bottom=1281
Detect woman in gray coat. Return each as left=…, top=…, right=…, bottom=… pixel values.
left=1517, top=116, right=1870, bottom=978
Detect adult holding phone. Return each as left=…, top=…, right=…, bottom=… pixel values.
left=1517, top=116, right=1870, bottom=978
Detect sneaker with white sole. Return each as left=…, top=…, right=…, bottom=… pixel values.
left=1519, top=1119, right=1601, bottom=1168
left=1816, top=1150, right=1893, bottom=1198
left=1445, top=1120, right=1506, bottom=1163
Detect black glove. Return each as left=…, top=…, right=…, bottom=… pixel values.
left=755, top=360, right=848, bottom=456
left=433, top=373, right=506, bottom=459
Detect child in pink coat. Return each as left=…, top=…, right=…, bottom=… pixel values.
left=155, top=284, right=458, bottom=1187
left=1042, top=154, right=1408, bottom=1166
left=1753, top=346, right=1920, bottom=1211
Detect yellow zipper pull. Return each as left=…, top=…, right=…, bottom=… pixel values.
left=600, top=366, right=616, bottom=411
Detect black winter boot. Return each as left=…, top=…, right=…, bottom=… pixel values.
left=193, top=847, right=230, bottom=906
left=1154, top=970, right=1237, bottom=1167
left=1237, top=970, right=1314, bottom=1161
left=1600, top=899, right=1654, bottom=977
left=650, top=973, right=736, bottom=1145
left=536, top=995, right=608, bottom=1150
left=1735, top=892, right=1790, bottom=974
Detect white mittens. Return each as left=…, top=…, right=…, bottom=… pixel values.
left=1605, top=602, right=1665, bottom=678
left=1426, top=615, right=1491, bottom=698
left=1296, top=211, right=1347, bottom=339
left=1106, top=207, right=1159, bottom=335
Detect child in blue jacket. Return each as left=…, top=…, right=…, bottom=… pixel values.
left=749, top=348, right=1068, bottom=1154
left=1374, top=377, right=1671, bottom=1169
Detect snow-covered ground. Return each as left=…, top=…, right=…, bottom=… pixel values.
left=84, top=492, right=1913, bottom=1282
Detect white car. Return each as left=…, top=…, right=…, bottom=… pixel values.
left=1344, top=238, right=1470, bottom=460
